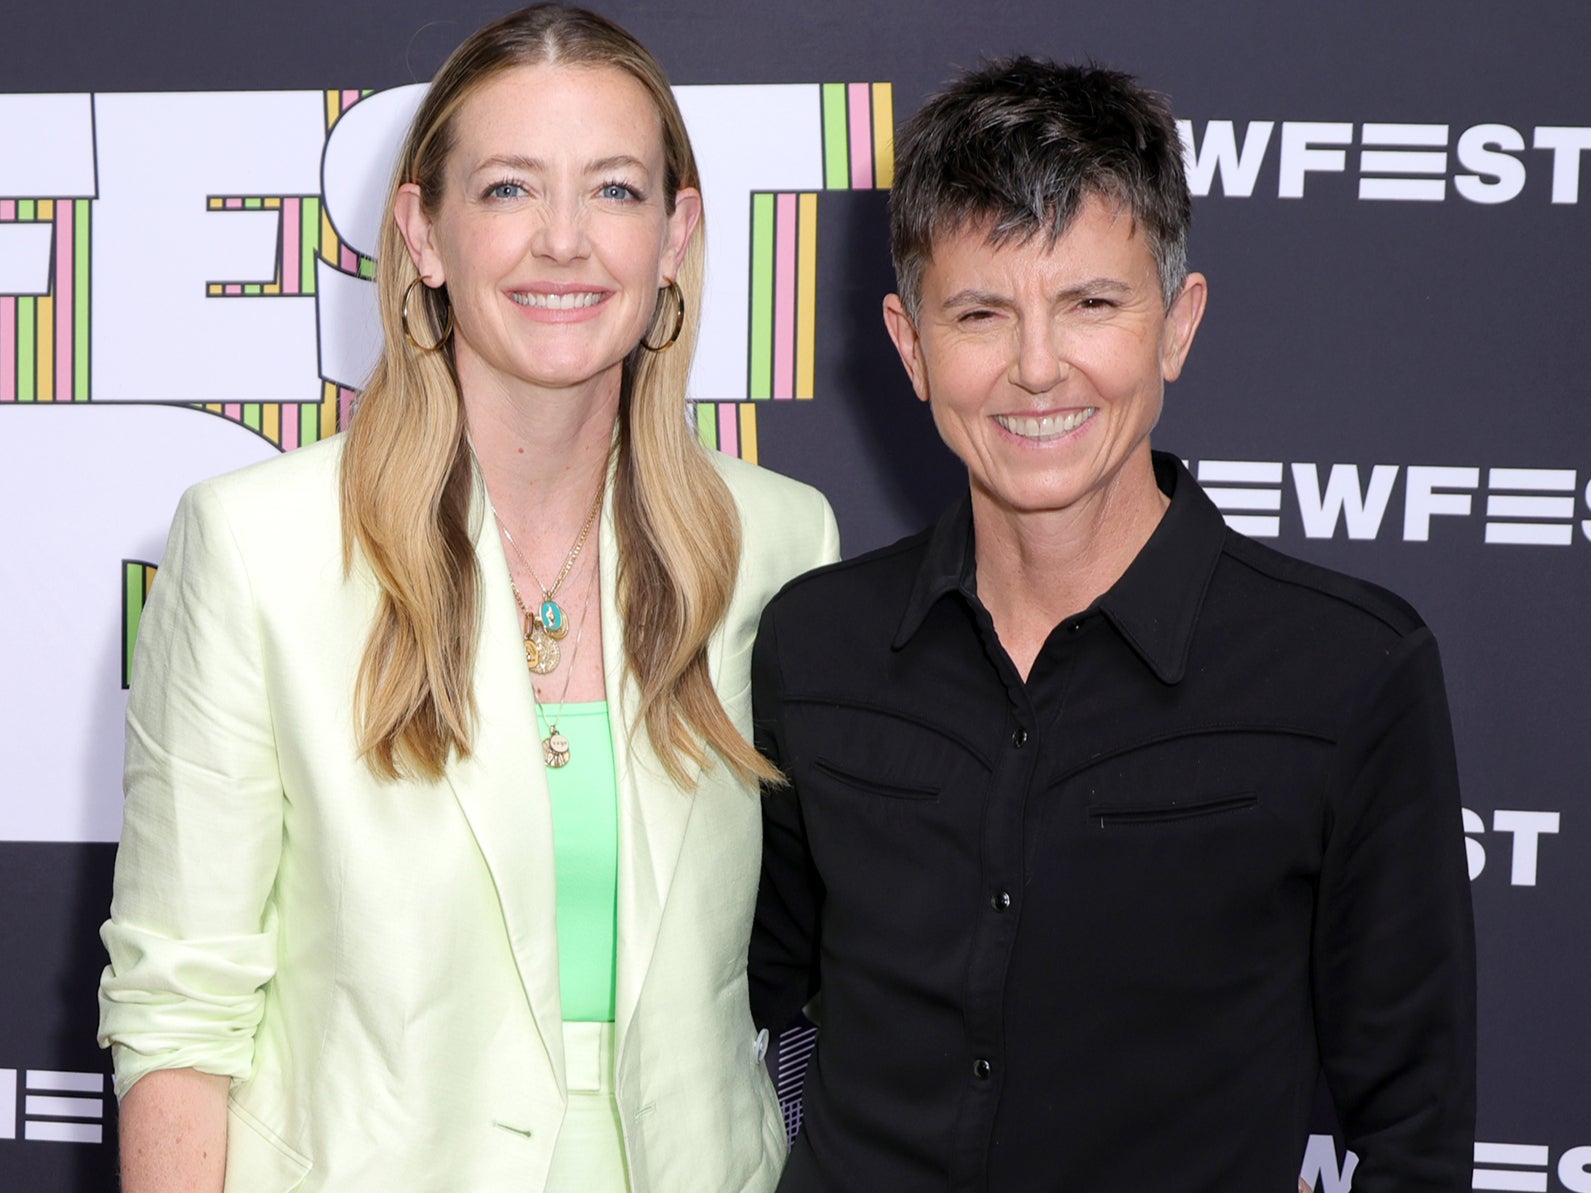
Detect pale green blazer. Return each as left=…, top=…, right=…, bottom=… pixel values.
left=99, top=434, right=839, bottom=1193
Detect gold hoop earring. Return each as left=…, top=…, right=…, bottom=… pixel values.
left=640, top=279, right=685, bottom=352
left=401, top=277, right=454, bottom=353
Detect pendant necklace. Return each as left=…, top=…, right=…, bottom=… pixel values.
left=496, top=487, right=602, bottom=676
left=534, top=585, right=591, bottom=769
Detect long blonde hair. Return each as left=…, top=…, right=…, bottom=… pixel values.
left=340, top=3, right=774, bottom=787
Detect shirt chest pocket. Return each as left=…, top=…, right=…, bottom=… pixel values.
left=792, top=700, right=990, bottom=809
left=788, top=700, right=994, bottom=931
left=1046, top=726, right=1329, bottom=884
left=1084, top=791, right=1259, bottom=827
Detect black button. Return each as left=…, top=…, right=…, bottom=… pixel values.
left=973, top=1058, right=992, bottom=1080
left=1011, top=727, right=1028, bottom=749
left=991, top=890, right=1012, bottom=912
left=1068, top=619, right=1085, bottom=634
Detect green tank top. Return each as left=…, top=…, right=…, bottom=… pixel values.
left=543, top=701, right=618, bottom=1023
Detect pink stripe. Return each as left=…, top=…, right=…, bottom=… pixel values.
left=225, top=283, right=243, bottom=296
left=282, top=198, right=301, bottom=292
left=341, top=89, right=360, bottom=112
left=847, top=83, right=873, bottom=189
left=0, top=199, right=14, bottom=220
left=338, top=386, right=357, bottom=430
left=340, top=244, right=357, bottom=273
left=280, top=405, right=300, bottom=451
left=224, top=403, right=242, bottom=420
left=772, top=193, right=798, bottom=400
left=717, top=403, right=738, bottom=455
left=54, top=202, right=73, bottom=398
left=1, top=296, right=14, bottom=401
left=225, top=197, right=243, bottom=209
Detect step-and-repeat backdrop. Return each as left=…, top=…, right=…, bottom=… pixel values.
left=2, top=2, right=1586, bottom=1189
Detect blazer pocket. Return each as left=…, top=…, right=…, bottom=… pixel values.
left=225, top=1098, right=312, bottom=1193
left=1085, top=792, right=1258, bottom=827
left=813, top=756, right=941, bottom=802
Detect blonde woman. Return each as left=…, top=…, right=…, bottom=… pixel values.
left=98, top=6, right=837, bottom=1191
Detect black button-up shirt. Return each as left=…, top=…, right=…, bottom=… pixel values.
left=750, top=453, right=1475, bottom=1193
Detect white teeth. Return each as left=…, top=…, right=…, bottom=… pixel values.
left=995, top=408, right=1096, bottom=440
left=510, top=291, right=604, bottom=310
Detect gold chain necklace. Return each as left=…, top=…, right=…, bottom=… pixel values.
left=496, top=487, right=602, bottom=676
left=534, top=582, right=592, bottom=769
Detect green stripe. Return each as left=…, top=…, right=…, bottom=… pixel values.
left=302, top=402, right=320, bottom=443
left=244, top=197, right=262, bottom=210
left=301, top=198, right=320, bottom=295
left=74, top=200, right=90, bottom=399
left=695, top=404, right=717, bottom=450
left=243, top=283, right=262, bottom=296
left=123, top=562, right=144, bottom=687
left=748, top=193, right=775, bottom=400
left=822, top=84, right=849, bottom=189
left=358, top=255, right=376, bottom=280
left=18, top=199, right=36, bottom=220
left=17, top=297, right=35, bottom=400
left=243, top=403, right=262, bottom=430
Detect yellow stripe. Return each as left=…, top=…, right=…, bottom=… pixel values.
left=872, top=83, right=895, bottom=187
left=36, top=294, right=54, bottom=400
left=324, top=90, right=340, bottom=130
left=795, top=193, right=818, bottom=399
left=738, top=403, right=759, bottom=465
left=321, top=208, right=338, bottom=265
left=319, top=381, right=338, bottom=439
left=264, top=402, right=281, bottom=445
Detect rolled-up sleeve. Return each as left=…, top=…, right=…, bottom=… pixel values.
left=98, top=482, right=285, bottom=1099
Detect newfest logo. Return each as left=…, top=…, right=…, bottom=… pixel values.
left=1179, top=120, right=1591, bottom=202
left=1188, top=459, right=1591, bottom=547
left=0, top=81, right=892, bottom=845
left=1304, top=1135, right=1591, bottom=1192
left=0, top=1068, right=109, bottom=1145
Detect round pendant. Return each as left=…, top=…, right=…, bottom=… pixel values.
left=539, top=598, right=569, bottom=641
left=526, top=625, right=560, bottom=675
left=543, top=731, right=571, bottom=769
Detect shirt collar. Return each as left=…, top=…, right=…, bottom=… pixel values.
left=893, top=490, right=978, bottom=651
left=892, top=453, right=1227, bottom=685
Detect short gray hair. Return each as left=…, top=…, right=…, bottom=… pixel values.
left=890, top=57, right=1191, bottom=317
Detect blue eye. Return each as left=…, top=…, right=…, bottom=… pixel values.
left=599, top=181, right=641, bottom=201
left=485, top=180, right=525, bottom=200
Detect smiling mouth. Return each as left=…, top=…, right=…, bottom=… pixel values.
left=994, top=408, right=1097, bottom=441
left=509, top=291, right=606, bottom=310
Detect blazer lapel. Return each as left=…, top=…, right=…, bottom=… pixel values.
left=601, top=487, right=701, bottom=1061
left=443, top=479, right=566, bottom=1089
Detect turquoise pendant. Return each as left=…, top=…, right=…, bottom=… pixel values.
left=539, top=598, right=569, bottom=641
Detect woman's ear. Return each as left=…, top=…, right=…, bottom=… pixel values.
left=393, top=183, right=446, bottom=285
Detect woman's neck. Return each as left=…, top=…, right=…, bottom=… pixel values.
left=463, top=370, right=621, bottom=529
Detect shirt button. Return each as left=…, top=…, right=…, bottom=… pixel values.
left=991, top=890, right=1012, bottom=912
left=973, top=1058, right=993, bottom=1080
left=1068, top=619, right=1085, bottom=634
left=1011, top=727, right=1028, bottom=749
